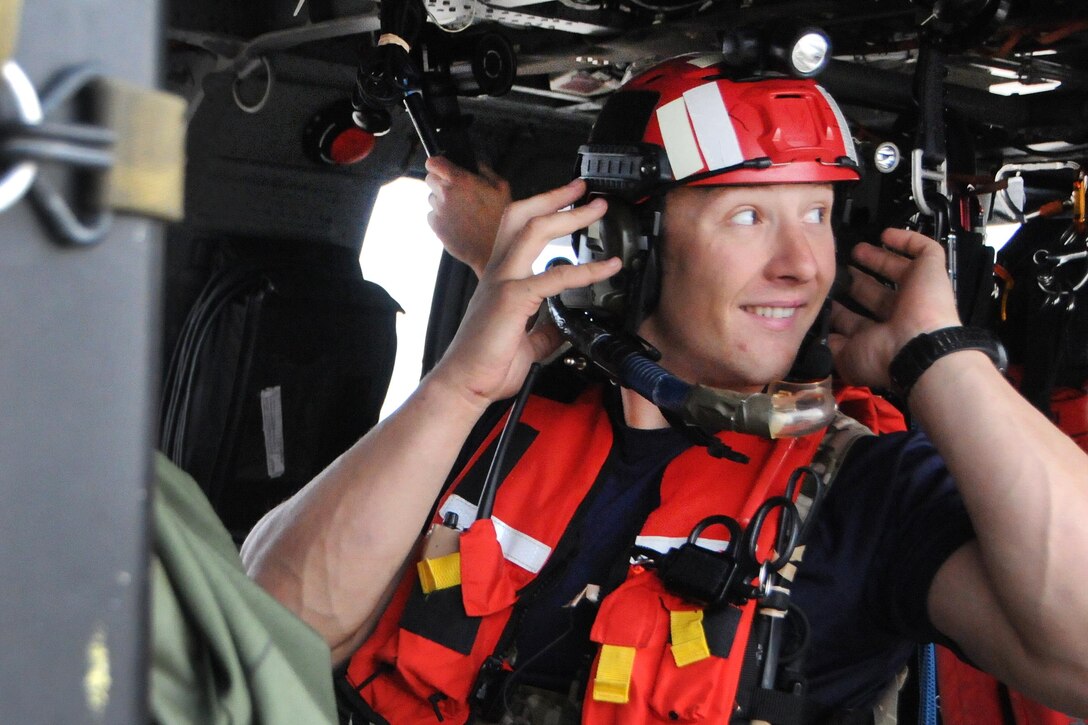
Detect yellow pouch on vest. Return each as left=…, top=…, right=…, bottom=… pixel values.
left=670, top=610, right=711, bottom=667
left=592, top=644, right=636, bottom=704
left=417, top=552, right=461, bottom=594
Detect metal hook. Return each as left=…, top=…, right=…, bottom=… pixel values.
left=0, top=60, right=43, bottom=213
left=1033, top=248, right=1088, bottom=268
left=28, top=177, right=112, bottom=246
left=232, top=55, right=273, bottom=114
left=1, top=62, right=119, bottom=245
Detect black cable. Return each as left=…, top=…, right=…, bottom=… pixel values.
left=477, top=362, right=542, bottom=520
left=163, top=270, right=237, bottom=456
left=172, top=275, right=260, bottom=464
left=208, top=282, right=269, bottom=508
left=161, top=269, right=229, bottom=453
left=161, top=268, right=259, bottom=462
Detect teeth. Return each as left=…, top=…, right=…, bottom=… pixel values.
left=748, top=306, right=796, bottom=319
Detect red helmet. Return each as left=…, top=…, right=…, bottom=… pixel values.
left=588, top=53, right=860, bottom=190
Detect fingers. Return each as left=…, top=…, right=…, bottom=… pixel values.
left=829, top=299, right=871, bottom=339
left=880, top=227, right=943, bottom=258
left=424, top=155, right=459, bottom=184
left=512, top=255, right=621, bottom=304
left=843, top=265, right=896, bottom=321
left=850, top=241, right=911, bottom=284
left=492, top=181, right=603, bottom=272
left=526, top=315, right=565, bottom=361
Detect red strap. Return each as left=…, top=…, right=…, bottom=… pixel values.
left=834, top=384, right=907, bottom=434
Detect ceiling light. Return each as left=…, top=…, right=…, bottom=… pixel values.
left=988, top=79, right=1062, bottom=96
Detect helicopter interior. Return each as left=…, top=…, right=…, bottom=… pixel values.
left=2, top=0, right=1087, bottom=721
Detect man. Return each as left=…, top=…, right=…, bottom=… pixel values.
left=241, top=55, right=1088, bottom=722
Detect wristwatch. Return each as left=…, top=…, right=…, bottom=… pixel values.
left=888, top=326, right=1008, bottom=399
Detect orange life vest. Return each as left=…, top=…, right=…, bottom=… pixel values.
left=339, top=384, right=889, bottom=724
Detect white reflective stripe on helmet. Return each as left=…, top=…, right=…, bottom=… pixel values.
left=656, top=81, right=747, bottom=183
left=687, top=53, right=725, bottom=69
left=657, top=96, right=705, bottom=180
left=438, top=494, right=553, bottom=574
left=816, top=84, right=858, bottom=166
left=685, top=82, right=745, bottom=171
left=635, top=535, right=731, bottom=555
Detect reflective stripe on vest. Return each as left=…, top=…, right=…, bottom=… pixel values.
left=438, top=494, right=552, bottom=574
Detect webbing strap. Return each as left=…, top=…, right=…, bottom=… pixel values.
left=592, top=644, right=636, bottom=704
left=417, top=552, right=462, bottom=594
left=0, top=0, right=22, bottom=63
left=93, top=77, right=186, bottom=221
left=670, top=610, right=711, bottom=667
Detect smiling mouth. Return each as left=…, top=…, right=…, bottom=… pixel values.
left=743, top=305, right=798, bottom=319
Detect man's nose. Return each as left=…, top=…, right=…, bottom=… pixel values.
left=766, top=221, right=820, bottom=281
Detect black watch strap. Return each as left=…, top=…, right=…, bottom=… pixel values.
left=888, top=326, right=1008, bottom=399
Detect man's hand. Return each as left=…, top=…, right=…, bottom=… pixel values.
left=829, top=227, right=962, bottom=388
left=428, top=179, right=621, bottom=411
left=425, top=156, right=512, bottom=277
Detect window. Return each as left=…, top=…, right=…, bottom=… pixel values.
left=360, top=178, right=443, bottom=419
left=360, top=177, right=579, bottom=419
left=985, top=222, right=1020, bottom=253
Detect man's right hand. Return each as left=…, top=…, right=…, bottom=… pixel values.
left=428, top=179, right=621, bottom=412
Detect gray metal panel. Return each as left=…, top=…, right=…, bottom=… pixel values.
left=1, top=0, right=164, bottom=722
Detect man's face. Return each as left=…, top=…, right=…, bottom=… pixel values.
left=639, top=183, right=837, bottom=393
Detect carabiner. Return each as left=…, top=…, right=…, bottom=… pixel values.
left=744, top=496, right=800, bottom=572
left=687, top=514, right=743, bottom=555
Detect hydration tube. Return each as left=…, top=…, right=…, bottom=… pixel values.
left=545, top=289, right=836, bottom=440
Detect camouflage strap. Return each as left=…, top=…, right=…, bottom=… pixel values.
left=477, top=683, right=582, bottom=725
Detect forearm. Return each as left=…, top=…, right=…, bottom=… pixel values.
left=241, top=372, right=489, bottom=659
left=911, top=350, right=1088, bottom=664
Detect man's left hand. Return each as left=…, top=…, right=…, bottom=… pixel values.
left=829, top=227, right=962, bottom=389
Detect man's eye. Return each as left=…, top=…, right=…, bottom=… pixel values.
left=804, top=207, right=827, bottom=224
left=732, top=209, right=757, bottom=225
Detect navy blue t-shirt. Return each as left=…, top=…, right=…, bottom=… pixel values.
left=510, top=401, right=975, bottom=711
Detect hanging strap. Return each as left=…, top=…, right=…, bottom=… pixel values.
left=93, top=76, right=186, bottom=221
left=0, top=0, right=22, bottom=63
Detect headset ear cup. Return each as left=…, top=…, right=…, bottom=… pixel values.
left=567, top=196, right=662, bottom=328
left=625, top=234, right=660, bottom=334
left=584, top=198, right=641, bottom=318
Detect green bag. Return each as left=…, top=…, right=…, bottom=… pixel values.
left=150, top=453, right=336, bottom=724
